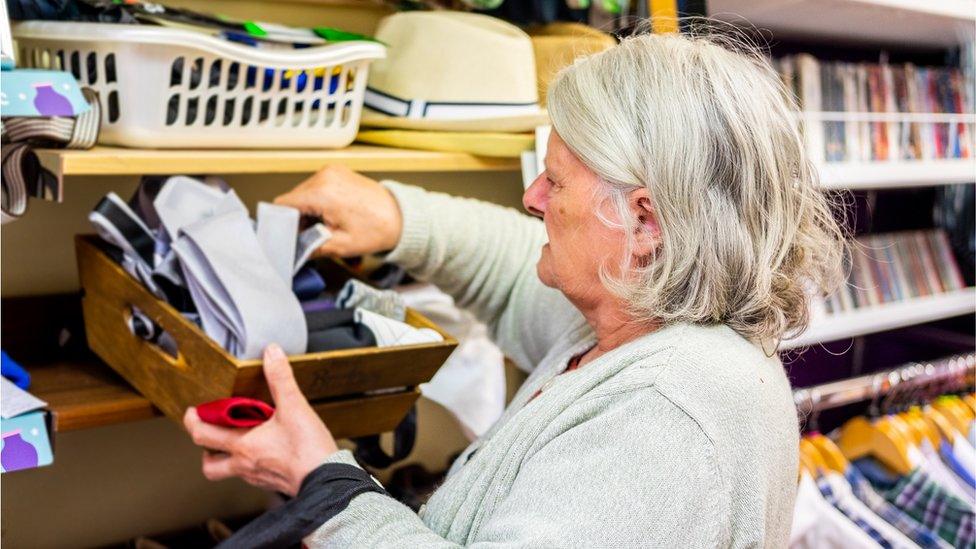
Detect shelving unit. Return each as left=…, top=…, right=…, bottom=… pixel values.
left=782, top=287, right=976, bottom=349
left=709, top=0, right=976, bottom=47
left=37, top=145, right=522, bottom=178
left=817, top=159, right=976, bottom=190
left=27, top=359, right=158, bottom=432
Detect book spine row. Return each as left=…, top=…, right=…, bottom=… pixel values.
left=775, top=55, right=975, bottom=163
left=822, top=229, right=966, bottom=314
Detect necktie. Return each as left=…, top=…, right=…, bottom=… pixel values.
left=337, top=279, right=406, bottom=321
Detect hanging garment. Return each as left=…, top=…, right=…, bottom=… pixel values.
left=918, top=439, right=974, bottom=504
left=791, top=472, right=882, bottom=549
left=822, top=472, right=924, bottom=549
left=940, top=438, right=976, bottom=490
left=399, top=283, right=506, bottom=440
left=854, top=459, right=976, bottom=548
left=847, top=467, right=952, bottom=549
left=817, top=474, right=896, bottom=548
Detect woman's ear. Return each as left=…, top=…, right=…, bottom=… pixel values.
left=629, top=188, right=660, bottom=258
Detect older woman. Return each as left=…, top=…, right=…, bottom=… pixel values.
left=184, top=29, right=844, bottom=547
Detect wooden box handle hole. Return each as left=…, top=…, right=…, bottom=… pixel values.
left=123, top=305, right=189, bottom=370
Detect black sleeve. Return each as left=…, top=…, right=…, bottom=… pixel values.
left=217, top=463, right=389, bottom=549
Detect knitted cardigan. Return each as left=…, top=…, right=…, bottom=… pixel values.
left=304, top=181, right=800, bottom=548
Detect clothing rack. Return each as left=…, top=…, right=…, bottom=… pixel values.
left=794, top=353, right=976, bottom=417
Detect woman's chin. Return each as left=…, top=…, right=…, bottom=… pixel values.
left=536, top=254, right=556, bottom=288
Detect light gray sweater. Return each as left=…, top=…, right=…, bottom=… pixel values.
left=307, top=181, right=800, bottom=548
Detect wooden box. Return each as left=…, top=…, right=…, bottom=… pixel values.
left=75, top=235, right=457, bottom=439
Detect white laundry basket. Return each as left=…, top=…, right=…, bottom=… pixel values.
left=12, top=22, right=386, bottom=149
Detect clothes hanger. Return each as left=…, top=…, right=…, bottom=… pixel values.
left=964, top=393, right=976, bottom=415
left=798, top=440, right=818, bottom=478
left=904, top=406, right=941, bottom=448
left=918, top=368, right=961, bottom=442
left=886, top=380, right=926, bottom=448
left=803, top=390, right=850, bottom=474
left=932, top=396, right=970, bottom=435
left=837, top=374, right=916, bottom=476
left=799, top=438, right=829, bottom=478
left=898, top=365, right=944, bottom=449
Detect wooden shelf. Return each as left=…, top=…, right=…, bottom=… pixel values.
left=37, top=145, right=522, bottom=177
left=26, top=358, right=159, bottom=432
left=783, top=287, right=976, bottom=349
left=709, top=0, right=976, bottom=47
left=817, top=159, right=976, bottom=190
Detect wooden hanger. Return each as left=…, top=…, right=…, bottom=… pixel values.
left=894, top=410, right=925, bottom=447
left=808, top=433, right=851, bottom=473
left=932, top=397, right=968, bottom=435
left=798, top=446, right=817, bottom=479
left=886, top=413, right=916, bottom=444
left=904, top=406, right=942, bottom=449
left=964, top=394, right=976, bottom=415
left=923, top=405, right=959, bottom=442
left=944, top=394, right=974, bottom=422
left=799, top=438, right=829, bottom=478
left=837, top=416, right=916, bottom=476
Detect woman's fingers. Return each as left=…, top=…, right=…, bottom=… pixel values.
left=183, top=407, right=244, bottom=453
left=312, top=230, right=360, bottom=258
left=201, top=450, right=236, bottom=481
left=262, top=344, right=305, bottom=409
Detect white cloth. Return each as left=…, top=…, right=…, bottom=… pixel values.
left=919, top=438, right=973, bottom=503
left=791, top=472, right=882, bottom=549
left=353, top=308, right=442, bottom=348
left=822, top=472, right=922, bottom=549
left=952, top=433, right=976, bottom=480
left=398, top=283, right=505, bottom=440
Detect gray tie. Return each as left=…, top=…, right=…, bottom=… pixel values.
left=155, top=177, right=308, bottom=359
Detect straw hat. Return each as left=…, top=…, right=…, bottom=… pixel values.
left=360, top=12, right=549, bottom=133
left=528, top=23, right=617, bottom=105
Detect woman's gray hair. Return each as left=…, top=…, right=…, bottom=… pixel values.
left=547, top=24, right=846, bottom=346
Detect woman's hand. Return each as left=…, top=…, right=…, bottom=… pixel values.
left=274, top=165, right=403, bottom=258
left=183, top=344, right=339, bottom=497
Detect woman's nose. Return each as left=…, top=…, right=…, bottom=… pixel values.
left=522, top=174, right=548, bottom=218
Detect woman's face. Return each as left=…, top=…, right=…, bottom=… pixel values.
left=522, top=131, right=630, bottom=305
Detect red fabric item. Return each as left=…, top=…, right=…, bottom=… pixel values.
left=196, top=397, right=275, bottom=428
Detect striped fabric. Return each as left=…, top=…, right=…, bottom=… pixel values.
left=1, top=87, right=100, bottom=222
left=846, top=468, right=953, bottom=549
left=817, top=475, right=894, bottom=548
left=855, top=459, right=976, bottom=548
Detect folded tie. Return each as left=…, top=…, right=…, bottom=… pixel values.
left=196, top=397, right=275, bottom=428
left=337, top=279, right=407, bottom=321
